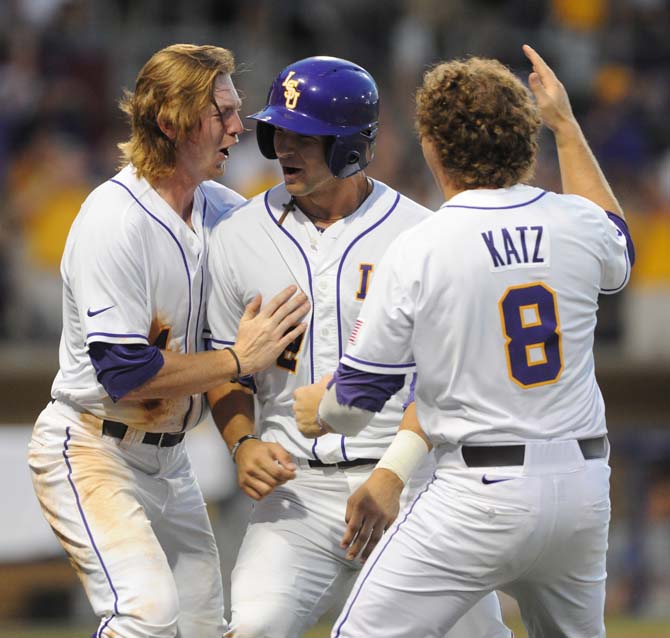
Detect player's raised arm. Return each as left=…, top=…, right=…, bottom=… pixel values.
left=523, top=44, right=625, bottom=219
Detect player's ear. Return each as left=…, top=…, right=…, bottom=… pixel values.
left=157, top=117, right=177, bottom=142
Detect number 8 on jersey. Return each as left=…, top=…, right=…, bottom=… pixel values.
left=498, top=282, right=563, bottom=388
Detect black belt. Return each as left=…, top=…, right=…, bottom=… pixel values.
left=308, top=458, right=378, bottom=469
left=102, top=420, right=185, bottom=448
left=461, top=436, right=608, bottom=468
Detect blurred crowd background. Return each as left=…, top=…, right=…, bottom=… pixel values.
left=0, top=0, right=668, bottom=634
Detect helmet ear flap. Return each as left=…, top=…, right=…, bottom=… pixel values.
left=256, top=122, right=277, bottom=159
left=326, top=127, right=378, bottom=179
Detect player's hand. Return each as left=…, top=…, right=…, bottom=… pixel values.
left=523, top=44, right=578, bottom=137
left=341, top=468, right=404, bottom=563
left=235, top=439, right=297, bottom=501
left=234, top=285, right=310, bottom=375
left=293, top=375, right=333, bottom=438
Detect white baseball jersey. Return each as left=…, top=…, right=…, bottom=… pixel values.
left=30, top=164, right=243, bottom=637
left=52, top=164, right=243, bottom=432
left=207, top=179, right=429, bottom=461
left=343, top=184, right=631, bottom=445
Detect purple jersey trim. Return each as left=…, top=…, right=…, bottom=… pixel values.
left=334, top=474, right=436, bottom=637
left=180, top=396, right=194, bottom=433
left=193, top=195, right=208, bottom=352
left=87, top=332, right=149, bottom=342
left=601, top=246, right=631, bottom=293
left=209, top=337, right=234, bottom=346
left=265, top=189, right=315, bottom=383
left=342, top=353, right=415, bottom=369
left=403, top=373, right=417, bottom=410
left=331, top=363, right=405, bottom=412
left=110, top=179, right=193, bottom=354
left=340, top=435, right=349, bottom=461
left=193, top=259, right=207, bottom=425
left=336, top=191, right=401, bottom=358
left=606, top=212, right=635, bottom=266
left=440, top=190, right=548, bottom=211
left=89, top=343, right=164, bottom=402
left=63, top=427, right=120, bottom=621
left=311, top=437, right=322, bottom=463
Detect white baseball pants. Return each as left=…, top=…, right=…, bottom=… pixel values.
left=28, top=400, right=227, bottom=638
left=227, top=457, right=510, bottom=638
left=333, top=439, right=611, bottom=638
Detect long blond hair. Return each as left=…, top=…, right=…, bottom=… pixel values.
left=118, top=44, right=235, bottom=182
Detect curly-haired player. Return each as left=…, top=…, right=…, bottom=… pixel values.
left=295, top=45, right=635, bottom=638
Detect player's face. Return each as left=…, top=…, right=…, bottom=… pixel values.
left=273, top=128, right=336, bottom=197
left=179, top=73, right=243, bottom=183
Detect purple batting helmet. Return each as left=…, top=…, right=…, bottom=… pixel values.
left=248, top=56, right=379, bottom=179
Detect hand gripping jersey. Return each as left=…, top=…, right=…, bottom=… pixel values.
left=207, top=180, right=430, bottom=461
left=52, top=164, right=244, bottom=432
left=342, top=184, right=632, bottom=446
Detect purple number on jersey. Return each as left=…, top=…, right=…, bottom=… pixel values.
left=498, top=282, right=563, bottom=388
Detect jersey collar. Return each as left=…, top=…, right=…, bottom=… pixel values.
left=439, top=184, right=546, bottom=211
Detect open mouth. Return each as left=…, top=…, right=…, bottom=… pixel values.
left=220, top=147, right=230, bottom=158
left=282, top=166, right=301, bottom=176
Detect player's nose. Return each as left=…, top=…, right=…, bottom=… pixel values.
left=228, top=112, right=244, bottom=137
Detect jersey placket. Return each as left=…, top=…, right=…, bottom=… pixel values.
left=303, top=222, right=340, bottom=382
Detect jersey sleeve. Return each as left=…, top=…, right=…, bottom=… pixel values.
left=342, top=237, right=416, bottom=374
left=206, top=224, right=246, bottom=349
left=600, top=212, right=634, bottom=295
left=72, top=208, right=151, bottom=347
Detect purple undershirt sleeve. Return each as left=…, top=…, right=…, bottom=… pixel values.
left=88, top=342, right=164, bottom=402
left=327, top=363, right=406, bottom=413
left=606, top=212, right=635, bottom=266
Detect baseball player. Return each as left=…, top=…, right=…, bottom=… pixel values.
left=207, top=56, right=510, bottom=638
left=294, top=46, right=635, bottom=638
left=28, top=44, right=309, bottom=638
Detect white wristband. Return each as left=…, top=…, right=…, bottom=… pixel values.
left=376, top=430, right=430, bottom=485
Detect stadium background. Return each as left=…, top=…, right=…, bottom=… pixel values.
left=0, top=0, right=668, bottom=636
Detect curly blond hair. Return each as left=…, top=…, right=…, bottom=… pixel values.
left=415, top=57, right=540, bottom=190
left=118, top=44, right=235, bottom=182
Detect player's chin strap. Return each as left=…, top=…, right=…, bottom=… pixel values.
left=318, top=383, right=374, bottom=437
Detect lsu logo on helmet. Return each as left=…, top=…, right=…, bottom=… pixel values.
left=282, top=71, right=301, bottom=109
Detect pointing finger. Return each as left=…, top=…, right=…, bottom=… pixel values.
left=522, top=44, right=557, bottom=83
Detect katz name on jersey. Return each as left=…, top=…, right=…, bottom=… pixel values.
left=481, top=224, right=550, bottom=272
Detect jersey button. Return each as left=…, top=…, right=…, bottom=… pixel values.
left=322, top=328, right=330, bottom=336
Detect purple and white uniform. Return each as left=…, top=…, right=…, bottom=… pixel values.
left=28, top=164, right=243, bottom=637
left=207, top=180, right=510, bottom=638
left=322, top=184, right=634, bottom=638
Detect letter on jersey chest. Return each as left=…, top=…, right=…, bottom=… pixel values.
left=481, top=225, right=550, bottom=271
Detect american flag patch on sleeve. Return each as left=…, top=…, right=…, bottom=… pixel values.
left=349, top=319, right=364, bottom=345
